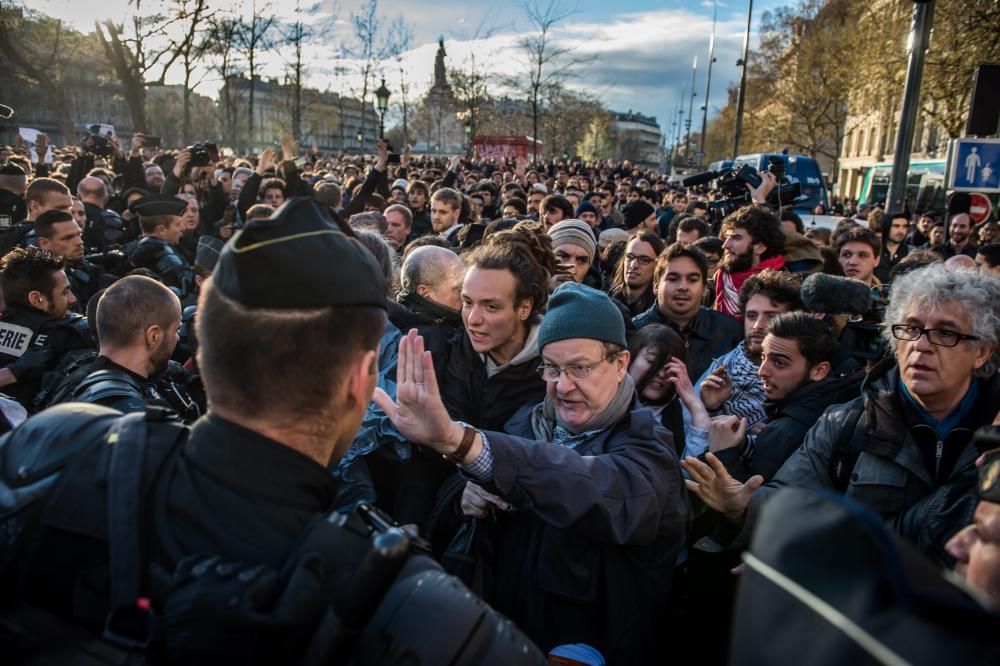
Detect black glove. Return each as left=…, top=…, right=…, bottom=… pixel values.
left=7, top=347, right=53, bottom=383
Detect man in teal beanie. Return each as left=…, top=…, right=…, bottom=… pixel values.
left=375, top=281, right=688, bottom=664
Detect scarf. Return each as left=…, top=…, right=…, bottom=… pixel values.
left=715, top=255, right=785, bottom=319
left=530, top=372, right=636, bottom=443
left=398, top=292, right=462, bottom=328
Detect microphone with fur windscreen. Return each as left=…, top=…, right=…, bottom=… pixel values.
left=800, top=273, right=874, bottom=316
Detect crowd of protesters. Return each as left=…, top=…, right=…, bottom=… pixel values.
left=0, top=129, right=999, bottom=664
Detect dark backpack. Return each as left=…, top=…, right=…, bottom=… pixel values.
left=730, top=488, right=1000, bottom=665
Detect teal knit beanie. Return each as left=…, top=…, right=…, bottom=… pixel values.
left=538, top=282, right=627, bottom=350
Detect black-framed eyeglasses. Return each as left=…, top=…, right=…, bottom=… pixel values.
left=537, top=358, right=611, bottom=382
left=625, top=253, right=655, bottom=266
left=890, top=324, right=980, bottom=348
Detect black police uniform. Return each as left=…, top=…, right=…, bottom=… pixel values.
left=127, top=195, right=196, bottom=300
left=49, top=355, right=162, bottom=414
left=0, top=305, right=93, bottom=409
left=65, top=258, right=107, bottom=312
left=82, top=202, right=129, bottom=252
left=129, top=237, right=195, bottom=299
left=0, top=198, right=546, bottom=664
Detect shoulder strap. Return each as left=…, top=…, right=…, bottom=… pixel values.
left=106, top=412, right=149, bottom=614
left=103, top=408, right=187, bottom=649
left=75, top=369, right=146, bottom=403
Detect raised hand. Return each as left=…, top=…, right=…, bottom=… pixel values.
left=700, top=364, right=733, bottom=411
left=375, top=139, right=389, bottom=172
left=681, top=453, right=762, bottom=522
left=174, top=148, right=192, bottom=178
left=256, top=148, right=276, bottom=176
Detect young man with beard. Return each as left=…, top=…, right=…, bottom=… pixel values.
left=608, top=230, right=664, bottom=317
left=715, top=206, right=786, bottom=319
left=698, top=270, right=803, bottom=440
left=430, top=187, right=464, bottom=246
left=47, top=275, right=181, bottom=413
left=705, top=312, right=863, bottom=482
left=934, top=212, right=977, bottom=259
left=633, top=243, right=743, bottom=382
left=441, top=229, right=555, bottom=430
left=876, top=210, right=912, bottom=283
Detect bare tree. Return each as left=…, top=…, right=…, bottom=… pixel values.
left=385, top=16, right=413, bottom=146
left=205, top=14, right=244, bottom=147
left=0, top=8, right=85, bottom=140
left=238, top=3, right=276, bottom=146
left=167, top=0, right=215, bottom=144
left=350, top=0, right=391, bottom=152
left=95, top=0, right=195, bottom=133
left=514, top=0, right=591, bottom=163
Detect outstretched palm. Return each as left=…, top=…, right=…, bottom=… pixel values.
left=682, top=453, right=762, bottom=522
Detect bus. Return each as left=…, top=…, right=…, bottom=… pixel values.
left=732, top=153, right=829, bottom=214
left=858, top=159, right=946, bottom=213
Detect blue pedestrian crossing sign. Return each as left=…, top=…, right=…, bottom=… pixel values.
left=950, top=138, right=1000, bottom=193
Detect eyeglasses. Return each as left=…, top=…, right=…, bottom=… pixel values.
left=537, top=358, right=611, bottom=382
left=890, top=324, right=980, bottom=348
left=625, top=253, right=655, bottom=266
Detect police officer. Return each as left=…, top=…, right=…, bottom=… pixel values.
left=127, top=194, right=196, bottom=300
left=35, top=209, right=109, bottom=311
left=0, top=246, right=93, bottom=409
left=0, top=197, right=545, bottom=664
left=46, top=275, right=184, bottom=415
left=0, top=162, right=27, bottom=231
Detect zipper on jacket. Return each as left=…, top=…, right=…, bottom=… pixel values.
left=934, top=440, right=943, bottom=482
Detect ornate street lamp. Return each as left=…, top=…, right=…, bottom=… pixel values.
left=375, top=78, right=391, bottom=140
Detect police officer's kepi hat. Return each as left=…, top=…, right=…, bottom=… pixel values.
left=133, top=193, right=186, bottom=218
left=212, top=196, right=387, bottom=310
left=195, top=236, right=224, bottom=272
left=980, top=448, right=1000, bottom=504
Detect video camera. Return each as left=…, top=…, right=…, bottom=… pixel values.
left=81, top=133, right=115, bottom=158
left=800, top=272, right=889, bottom=364
left=186, top=142, right=220, bottom=167
left=683, top=157, right=805, bottom=221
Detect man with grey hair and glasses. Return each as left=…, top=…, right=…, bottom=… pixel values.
left=684, top=263, right=1000, bottom=566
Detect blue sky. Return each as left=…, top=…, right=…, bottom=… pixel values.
left=24, top=0, right=792, bottom=132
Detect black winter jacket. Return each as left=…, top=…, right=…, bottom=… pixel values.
left=440, top=329, right=546, bottom=431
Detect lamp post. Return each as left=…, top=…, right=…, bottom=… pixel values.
left=375, top=78, right=391, bottom=140
left=887, top=0, right=934, bottom=216
left=732, top=0, right=754, bottom=160
left=464, top=120, right=472, bottom=159
left=356, top=130, right=364, bottom=152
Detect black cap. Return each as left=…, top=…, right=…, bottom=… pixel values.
left=133, top=193, right=186, bottom=218
left=980, top=448, right=1000, bottom=504
left=0, top=162, right=25, bottom=176
left=194, top=236, right=224, bottom=272
left=212, top=197, right=386, bottom=310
